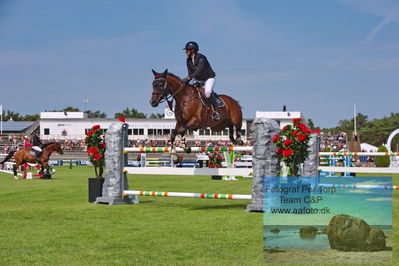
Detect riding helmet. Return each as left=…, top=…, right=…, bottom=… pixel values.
left=183, top=41, right=199, bottom=52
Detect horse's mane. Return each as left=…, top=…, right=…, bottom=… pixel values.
left=43, top=142, right=57, bottom=148
left=167, top=72, right=182, bottom=81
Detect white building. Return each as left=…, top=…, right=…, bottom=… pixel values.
left=39, top=110, right=302, bottom=141
left=255, top=111, right=303, bottom=129
left=39, top=111, right=249, bottom=141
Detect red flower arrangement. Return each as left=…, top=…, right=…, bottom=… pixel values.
left=118, top=116, right=126, bottom=123
left=208, top=152, right=224, bottom=168
left=85, top=124, right=106, bottom=177
left=272, top=118, right=319, bottom=176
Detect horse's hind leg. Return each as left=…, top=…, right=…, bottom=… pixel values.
left=229, top=125, right=243, bottom=145
left=229, top=125, right=236, bottom=144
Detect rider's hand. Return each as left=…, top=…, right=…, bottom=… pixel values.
left=182, top=76, right=190, bottom=84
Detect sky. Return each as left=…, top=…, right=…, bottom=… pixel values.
left=0, top=0, right=398, bottom=128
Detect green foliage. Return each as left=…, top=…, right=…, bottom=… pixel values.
left=63, top=106, right=80, bottom=112
left=2, top=110, right=23, bottom=121
left=323, top=112, right=399, bottom=147
left=85, top=125, right=106, bottom=177
left=1, top=109, right=39, bottom=121
left=323, top=112, right=368, bottom=135
left=23, top=114, right=40, bottom=121
left=375, top=145, right=390, bottom=168
left=360, top=113, right=399, bottom=147
left=307, top=118, right=315, bottom=130
left=86, top=110, right=107, bottom=118
left=49, top=106, right=81, bottom=112
left=114, top=108, right=146, bottom=119
left=149, top=113, right=164, bottom=119
left=208, top=152, right=224, bottom=168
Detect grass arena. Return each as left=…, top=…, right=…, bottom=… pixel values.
left=0, top=167, right=398, bottom=265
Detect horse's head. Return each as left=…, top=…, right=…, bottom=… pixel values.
left=45, top=142, right=64, bottom=155
left=150, top=69, right=169, bottom=107
left=55, top=142, right=64, bottom=155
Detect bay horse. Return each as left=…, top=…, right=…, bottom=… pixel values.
left=150, top=69, right=243, bottom=151
left=0, top=142, right=63, bottom=179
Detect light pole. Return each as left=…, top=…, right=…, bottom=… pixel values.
left=84, top=97, right=88, bottom=114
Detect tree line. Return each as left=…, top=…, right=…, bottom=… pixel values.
left=322, top=112, right=399, bottom=147
left=2, top=107, right=398, bottom=148
left=1, top=106, right=163, bottom=121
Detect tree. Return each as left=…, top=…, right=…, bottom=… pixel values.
left=23, top=114, right=40, bottom=121
left=2, top=110, right=22, bottom=121
left=306, top=118, right=315, bottom=130
left=114, top=108, right=146, bottom=119
left=86, top=110, right=107, bottom=118
left=49, top=107, right=81, bottom=112
left=63, top=106, right=80, bottom=112
left=375, top=145, right=390, bottom=167
left=149, top=113, right=164, bottom=119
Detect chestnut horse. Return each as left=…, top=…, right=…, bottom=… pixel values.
left=0, top=142, right=63, bottom=178
left=150, top=69, right=243, bottom=150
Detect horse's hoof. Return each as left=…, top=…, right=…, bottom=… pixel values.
left=171, top=154, right=180, bottom=164
left=14, top=176, right=19, bottom=180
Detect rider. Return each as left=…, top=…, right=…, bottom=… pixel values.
left=31, top=131, right=43, bottom=160
left=183, top=41, right=221, bottom=120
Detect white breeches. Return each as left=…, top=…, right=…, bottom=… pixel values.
left=32, top=146, right=42, bottom=152
left=189, top=78, right=215, bottom=98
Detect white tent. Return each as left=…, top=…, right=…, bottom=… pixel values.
left=360, top=143, right=378, bottom=152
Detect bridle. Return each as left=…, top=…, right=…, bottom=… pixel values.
left=151, top=77, right=170, bottom=105
left=151, top=77, right=186, bottom=110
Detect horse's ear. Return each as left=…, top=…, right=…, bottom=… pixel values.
left=161, top=69, right=168, bottom=78
left=151, top=69, right=158, bottom=76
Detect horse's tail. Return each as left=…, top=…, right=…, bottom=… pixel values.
left=0, top=151, right=16, bottom=164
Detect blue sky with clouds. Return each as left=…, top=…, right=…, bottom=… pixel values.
left=1, top=0, right=398, bottom=128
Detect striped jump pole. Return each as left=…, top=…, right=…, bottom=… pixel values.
left=317, top=183, right=399, bottom=190
left=319, top=152, right=399, bottom=157
left=123, top=146, right=253, bottom=153
left=123, top=190, right=252, bottom=200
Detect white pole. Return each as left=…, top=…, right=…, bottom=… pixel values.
left=354, top=104, right=357, bottom=135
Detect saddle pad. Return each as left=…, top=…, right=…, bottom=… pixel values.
left=197, top=88, right=225, bottom=108
left=29, top=151, right=36, bottom=156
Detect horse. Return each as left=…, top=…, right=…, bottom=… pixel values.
left=0, top=142, right=63, bottom=179
left=150, top=69, right=243, bottom=151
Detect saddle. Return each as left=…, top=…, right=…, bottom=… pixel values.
left=29, top=150, right=42, bottom=162
left=193, top=82, right=225, bottom=108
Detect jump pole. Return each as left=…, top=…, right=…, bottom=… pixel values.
left=123, top=190, right=252, bottom=200
left=95, top=118, right=282, bottom=212
left=124, top=146, right=252, bottom=153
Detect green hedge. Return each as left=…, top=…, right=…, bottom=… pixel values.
left=375, top=145, right=390, bottom=167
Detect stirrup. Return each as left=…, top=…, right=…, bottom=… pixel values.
left=213, top=112, right=221, bottom=121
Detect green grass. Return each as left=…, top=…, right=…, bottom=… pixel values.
left=0, top=167, right=397, bottom=265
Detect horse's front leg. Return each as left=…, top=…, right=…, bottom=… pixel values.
left=177, top=118, right=200, bottom=153
left=171, top=123, right=184, bottom=149
left=13, top=163, right=19, bottom=179
left=40, top=162, right=47, bottom=178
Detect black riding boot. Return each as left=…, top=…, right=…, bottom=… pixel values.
left=209, top=94, right=221, bottom=120
left=35, top=150, right=42, bottom=162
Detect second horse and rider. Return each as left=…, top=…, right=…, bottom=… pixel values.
left=151, top=41, right=243, bottom=152
left=0, top=131, right=63, bottom=179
